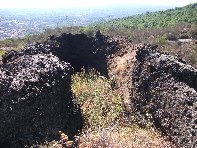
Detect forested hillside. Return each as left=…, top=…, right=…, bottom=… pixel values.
left=94, top=3, right=197, bottom=29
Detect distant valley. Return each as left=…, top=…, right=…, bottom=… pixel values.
left=0, top=5, right=173, bottom=40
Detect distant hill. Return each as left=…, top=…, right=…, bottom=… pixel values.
left=93, top=3, right=197, bottom=29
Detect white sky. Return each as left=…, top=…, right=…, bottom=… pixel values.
left=0, top=0, right=196, bottom=8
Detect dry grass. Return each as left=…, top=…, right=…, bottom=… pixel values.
left=37, top=70, right=175, bottom=148
left=38, top=125, right=175, bottom=148
left=71, top=70, right=175, bottom=148
left=71, top=70, right=123, bottom=130
left=78, top=125, right=175, bottom=148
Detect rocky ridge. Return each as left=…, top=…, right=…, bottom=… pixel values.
left=132, top=45, right=197, bottom=147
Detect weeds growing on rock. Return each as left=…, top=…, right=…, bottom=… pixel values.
left=70, top=70, right=175, bottom=148
left=71, top=70, right=123, bottom=130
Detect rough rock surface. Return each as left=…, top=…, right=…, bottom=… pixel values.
left=0, top=53, right=82, bottom=147
left=1, top=33, right=137, bottom=111
left=132, top=45, right=197, bottom=147
left=0, top=32, right=122, bottom=147
left=4, top=32, right=196, bottom=147
left=2, top=32, right=119, bottom=76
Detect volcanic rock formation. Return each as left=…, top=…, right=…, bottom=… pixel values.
left=132, top=45, right=197, bottom=147
left=2, top=32, right=137, bottom=107
left=0, top=52, right=82, bottom=147
left=0, top=32, right=126, bottom=147
left=1, top=32, right=197, bottom=148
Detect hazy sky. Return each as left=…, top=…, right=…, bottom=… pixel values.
left=0, top=0, right=196, bottom=8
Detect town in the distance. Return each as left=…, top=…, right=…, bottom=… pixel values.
left=0, top=5, right=172, bottom=40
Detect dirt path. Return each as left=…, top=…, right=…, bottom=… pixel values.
left=107, top=42, right=138, bottom=111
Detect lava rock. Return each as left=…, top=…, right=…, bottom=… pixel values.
left=132, top=45, right=197, bottom=147
left=2, top=32, right=112, bottom=76
left=0, top=53, right=82, bottom=147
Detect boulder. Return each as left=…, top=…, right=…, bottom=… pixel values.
left=132, top=45, right=197, bottom=147
left=0, top=53, right=82, bottom=147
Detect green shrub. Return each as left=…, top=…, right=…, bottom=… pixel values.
left=155, top=35, right=167, bottom=45
left=0, top=50, right=6, bottom=56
